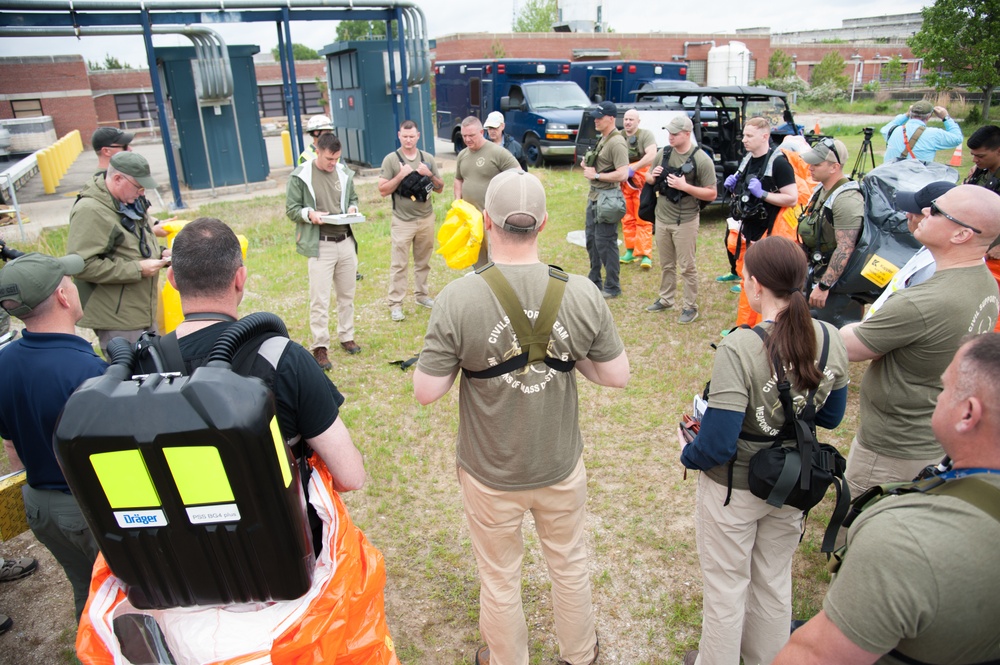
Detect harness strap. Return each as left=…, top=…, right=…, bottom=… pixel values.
left=902, top=125, right=926, bottom=159
left=462, top=263, right=575, bottom=380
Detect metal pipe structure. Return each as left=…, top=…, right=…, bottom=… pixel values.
left=1, top=0, right=431, bottom=208
left=2, top=0, right=430, bottom=86
left=0, top=24, right=238, bottom=205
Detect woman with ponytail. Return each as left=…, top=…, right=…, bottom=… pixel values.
left=678, top=236, right=850, bottom=665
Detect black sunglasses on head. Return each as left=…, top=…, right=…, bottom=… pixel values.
left=820, top=138, right=841, bottom=164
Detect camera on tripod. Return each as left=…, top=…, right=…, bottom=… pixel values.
left=851, top=127, right=877, bottom=180
left=0, top=238, right=24, bottom=263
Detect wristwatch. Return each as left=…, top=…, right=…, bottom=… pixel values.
left=817, top=282, right=831, bottom=292
left=594, top=173, right=600, bottom=181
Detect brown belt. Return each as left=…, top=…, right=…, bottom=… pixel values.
left=319, top=233, right=348, bottom=243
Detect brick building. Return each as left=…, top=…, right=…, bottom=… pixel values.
left=0, top=56, right=99, bottom=141
left=0, top=54, right=329, bottom=147
left=433, top=29, right=920, bottom=88
left=1, top=16, right=923, bottom=148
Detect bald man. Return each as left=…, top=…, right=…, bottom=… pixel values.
left=840, top=185, right=1000, bottom=497
left=618, top=109, right=657, bottom=269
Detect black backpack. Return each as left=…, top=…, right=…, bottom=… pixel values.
left=638, top=146, right=709, bottom=224
left=740, top=325, right=850, bottom=554
left=393, top=150, right=434, bottom=206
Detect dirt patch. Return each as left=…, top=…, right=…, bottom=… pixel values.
left=0, top=529, right=78, bottom=664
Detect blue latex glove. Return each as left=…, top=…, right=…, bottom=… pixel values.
left=628, top=168, right=635, bottom=179
left=747, top=177, right=765, bottom=199
left=724, top=174, right=740, bottom=192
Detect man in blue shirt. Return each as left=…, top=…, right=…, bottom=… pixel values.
left=0, top=252, right=107, bottom=621
left=880, top=100, right=962, bottom=163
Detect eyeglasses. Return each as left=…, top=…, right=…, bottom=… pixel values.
left=820, top=138, right=841, bottom=164
left=929, top=198, right=982, bottom=234
left=121, top=174, right=145, bottom=192
left=108, top=144, right=131, bottom=151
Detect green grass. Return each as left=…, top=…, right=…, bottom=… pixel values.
left=791, top=90, right=989, bottom=123
left=9, top=167, right=861, bottom=664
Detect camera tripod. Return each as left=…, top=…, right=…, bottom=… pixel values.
left=851, top=127, right=877, bottom=180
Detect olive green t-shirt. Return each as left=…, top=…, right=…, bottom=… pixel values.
left=854, top=264, right=1000, bottom=459
left=455, top=140, right=520, bottom=212
left=824, top=474, right=1000, bottom=663
left=621, top=127, right=655, bottom=163
left=588, top=132, right=629, bottom=201
left=417, top=263, right=625, bottom=491
left=311, top=161, right=349, bottom=236
left=702, top=320, right=850, bottom=489
left=379, top=149, right=441, bottom=222
left=652, top=145, right=717, bottom=225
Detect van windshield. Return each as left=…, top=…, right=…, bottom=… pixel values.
left=524, top=82, right=592, bottom=110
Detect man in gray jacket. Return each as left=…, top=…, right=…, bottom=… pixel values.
left=286, top=133, right=361, bottom=369
left=66, top=151, right=169, bottom=355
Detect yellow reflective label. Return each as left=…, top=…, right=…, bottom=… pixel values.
left=90, top=450, right=160, bottom=509
left=163, top=447, right=234, bottom=505
left=271, top=417, right=292, bottom=488
left=860, top=254, right=900, bottom=289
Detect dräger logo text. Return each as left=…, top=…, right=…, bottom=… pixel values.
left=113, top=509, right=168, bottom=529
left=124, top=514, right=159, bottom=525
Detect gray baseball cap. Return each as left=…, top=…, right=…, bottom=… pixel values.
left=484, top=170, right=545, bottom=233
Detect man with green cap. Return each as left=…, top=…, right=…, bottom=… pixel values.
left=67, top=151, right=170, bottom=355
left=0, top=252, right=106, bottom=621
left=880, top=100, right=962, bottom=163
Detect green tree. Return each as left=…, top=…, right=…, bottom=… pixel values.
left=270, top=43, right=320, bottom=61
left=909, top=0, right=1000, bottom=121
left=335, top=20, right=389, bottom=42
left=881, top=55, right=905, bottom=86
left=811, top=51, right=850, bottom=90
left=89, top=54, right=127, bottom=70
left=768, top=49, right=794, bottom=79
left=512, top=0, right=557, bottom=32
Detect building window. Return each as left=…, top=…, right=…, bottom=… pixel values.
left=258, top=85, right=286, bottom=117
left=257, top=83, right=326, bottom=117
left=470, top=77, right=481, bottom=107
left=114, top=93, right=158, bottom=129
left=298, top=83, right=325, bottom=115
left=11, top=99, right=42, bottom=118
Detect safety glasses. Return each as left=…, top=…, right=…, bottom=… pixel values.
left=929, top=198, right=982, bottom=234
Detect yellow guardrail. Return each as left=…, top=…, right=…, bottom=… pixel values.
left=281, top=130, right=293, bottom=166
left=36, top=129, right=83, bottom=195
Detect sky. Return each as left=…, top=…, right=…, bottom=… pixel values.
left=0, top=0, right=930, bottom=68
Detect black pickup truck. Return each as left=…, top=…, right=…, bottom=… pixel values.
left=576, top=82, right=807, bottom=202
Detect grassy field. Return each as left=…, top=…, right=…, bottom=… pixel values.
left=0, top=124, right=975, bottom=663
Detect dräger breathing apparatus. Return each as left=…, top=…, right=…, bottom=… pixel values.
left=54, top=313, right=315, bottom=609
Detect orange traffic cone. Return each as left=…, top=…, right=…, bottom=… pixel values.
left=949, top=145, right=963, bottom=167
left=813, top=121, right=822, bottom=135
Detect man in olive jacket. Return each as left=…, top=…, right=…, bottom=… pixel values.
left=66, top=152, right=169, bottom=355
left=286, top=133, right=362, bottom=369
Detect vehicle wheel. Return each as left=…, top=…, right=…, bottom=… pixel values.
left=452, top=130, right=465, bottom=154
left=523, top=135, right=543, bottom=168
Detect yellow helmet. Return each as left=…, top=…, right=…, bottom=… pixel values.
left=437, top=200, right=484, bottom=270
